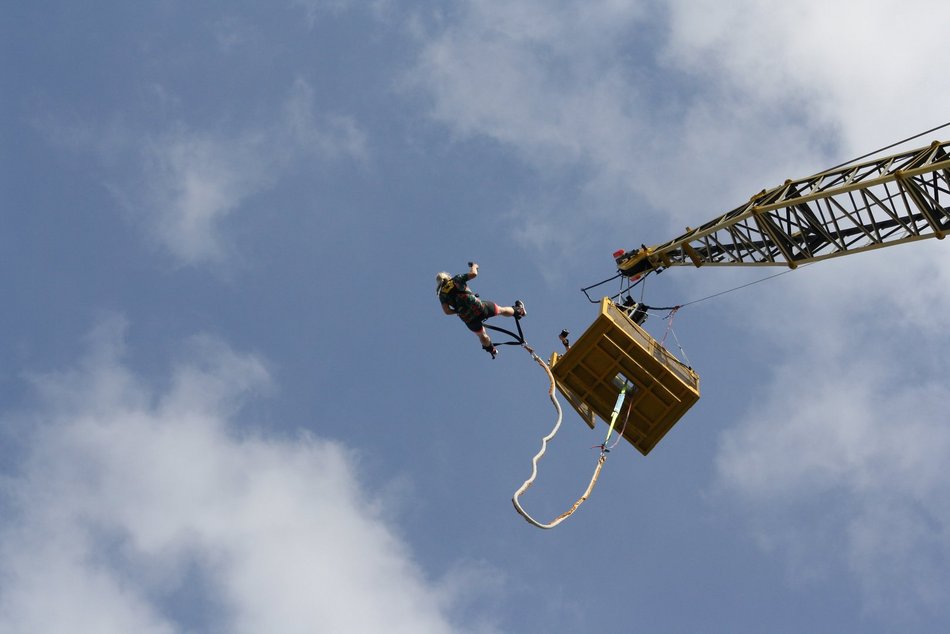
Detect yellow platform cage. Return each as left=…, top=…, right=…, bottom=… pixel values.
left=550, top=298, right=700, bottom=456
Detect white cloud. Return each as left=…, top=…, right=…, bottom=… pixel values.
left=404, top=0, right=817, bottom=257
left=407, top=0, right=950, bottom=258
left=136, top=126, right=275, bottom=263
left=283, top=78, right=368, bottom=161
left=213, top=16, right=259, bottom=53
left=664, top=0, right=950, bottom=154
left=712, top=245, right=950, bottom=616
left=408, top=2, right=652, bottom=185
left=37, top=78, right=366, bottom=266
left=0, top=317, right=497, bottom=633
left=129, top=79, right=365, bottom=265
left=291, top=0, right=354, bottom=28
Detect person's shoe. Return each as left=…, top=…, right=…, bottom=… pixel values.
left=514, top=300, right=527, bottom=319
left=483, top=344, right=498, bottom=358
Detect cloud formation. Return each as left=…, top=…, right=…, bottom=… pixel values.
left=713, top=246, right=950, bottom=616
left=407, top=0, right=950, bottom=254
left=0, top=317, right=493, bottom=633
left=407, top=1, right=660, bottom=254
left=130, top=79, right=366, bottom=264
left=136, top=126, right=275, bottom=263
left=664, top=0, right=950, bottom=153
left=33, top=78, right=367, bottom=266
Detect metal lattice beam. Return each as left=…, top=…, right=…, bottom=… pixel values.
left=617, top=140, right=950, bottom=276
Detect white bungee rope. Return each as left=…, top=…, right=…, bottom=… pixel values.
left=511, top=349, right=613, bottom=529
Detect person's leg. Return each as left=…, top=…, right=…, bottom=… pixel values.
left=495, top=300, right=526, bottom=318
left=475, top=327, right=492, bottom=348
left=487, top=301, right=526, bottom=318
left=472, top=326, right=497, bottom=358
left=466, top=319, right=494, bottom=348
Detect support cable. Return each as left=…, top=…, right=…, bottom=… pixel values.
left=676, top=266, right=803, bottom=309
left=823, top=120, right=950, bottom=173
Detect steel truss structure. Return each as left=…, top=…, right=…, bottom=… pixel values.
left=616, top=140, right=950, bottom=276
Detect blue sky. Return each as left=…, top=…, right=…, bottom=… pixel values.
left=4, top=1, right=950, bottom=632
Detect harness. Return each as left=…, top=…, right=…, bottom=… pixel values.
left=437, top=278, right=457, bottom=297
left=438, top=278, right=469, bottom=311
left=483, top=318, right=526, bottom=349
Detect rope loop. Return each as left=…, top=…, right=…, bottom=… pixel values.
left=510, top=338, right=611, bottom=530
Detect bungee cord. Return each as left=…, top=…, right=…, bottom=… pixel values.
left=500, top=326, right=615, bottom=530
left=510, top=351, right=613, bottom=530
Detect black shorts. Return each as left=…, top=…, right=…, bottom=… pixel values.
left=463, top=300, right=498, bottom=331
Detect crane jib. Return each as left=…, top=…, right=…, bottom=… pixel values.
left=616, top=139, right=950, bottom=277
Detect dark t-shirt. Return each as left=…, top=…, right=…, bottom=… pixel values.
left=439, top=274, right=489, bottom=324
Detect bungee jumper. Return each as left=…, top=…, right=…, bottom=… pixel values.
left=435, top=262, right=609, bottom=528
left=436, top=262, right=526, bottom=358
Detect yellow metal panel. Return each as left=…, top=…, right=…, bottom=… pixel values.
left=551, top=298, right=700, bottom=456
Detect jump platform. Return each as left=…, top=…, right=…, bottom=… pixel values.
left=550, top=298, right=700, bottom=455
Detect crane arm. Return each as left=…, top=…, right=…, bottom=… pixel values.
left=615, top=140, right=950, bottom=278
